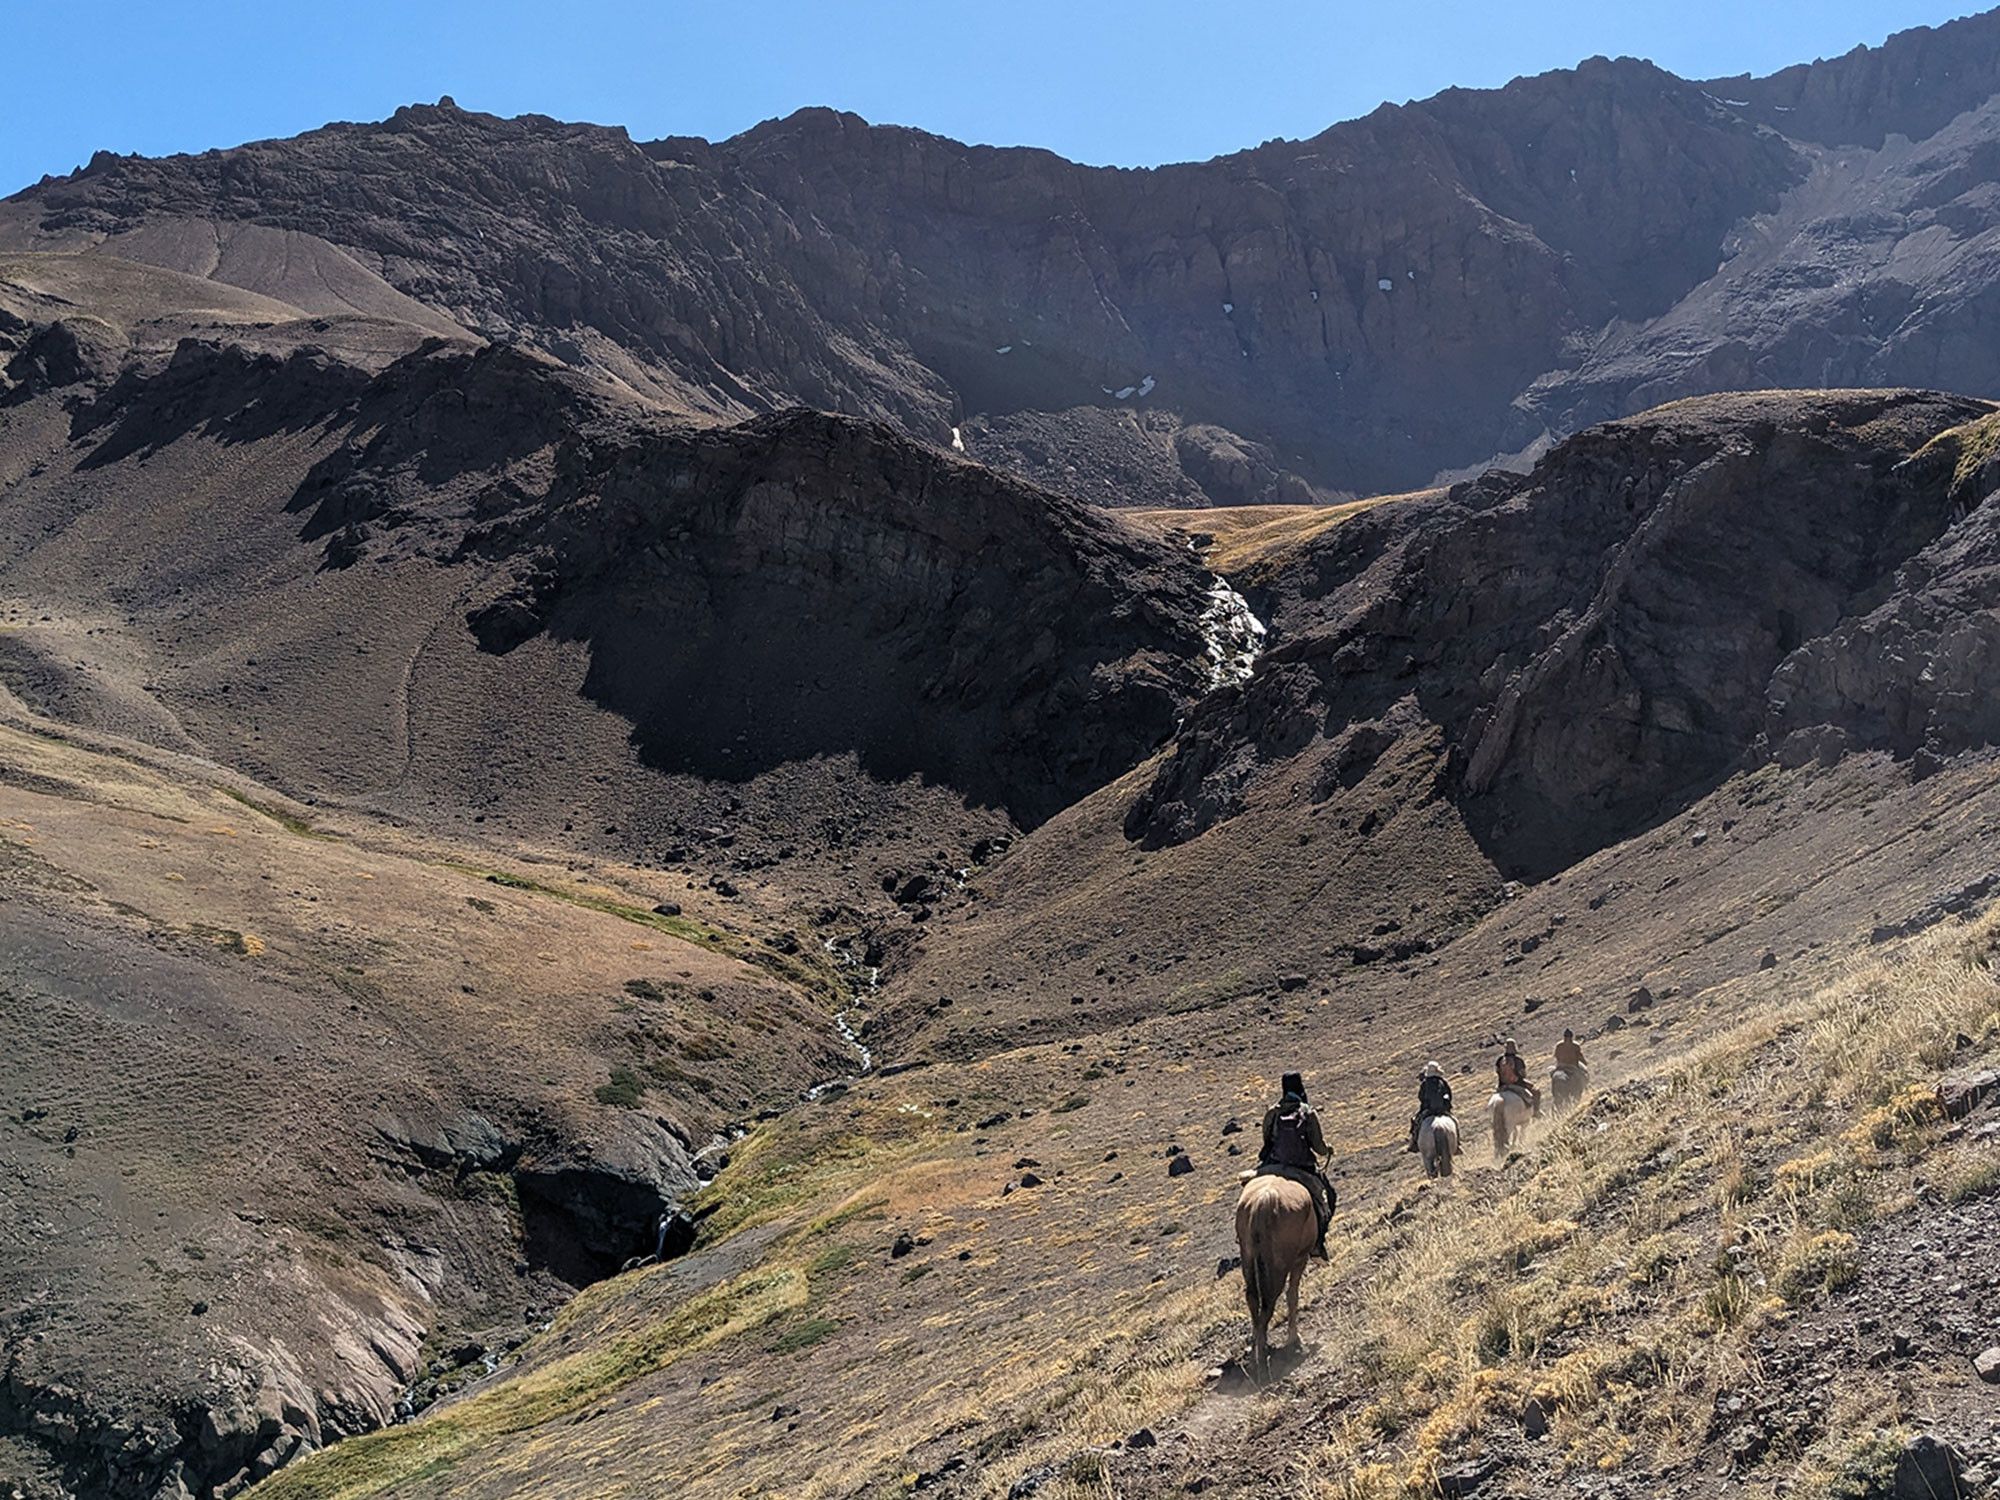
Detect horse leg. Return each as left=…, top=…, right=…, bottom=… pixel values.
left=1241, top=1240, right=1266, bottom=1381
left=1285, top=1259, right=1304, bottom=1350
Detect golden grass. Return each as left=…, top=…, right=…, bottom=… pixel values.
left=1118, top=492, right=1427, bottom=580
left=1907, top=406, right=2000, bottom=504
left=245, top=888, right=1999, bottom=1500
left=1301, top=908, right=2000, bottom=1496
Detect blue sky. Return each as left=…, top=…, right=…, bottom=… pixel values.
left=1, top=1, right=1983, bottom=195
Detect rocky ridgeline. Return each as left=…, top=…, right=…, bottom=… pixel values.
left=11, top=11, right=2000, bottom=499
left=1130, top=390, right=2000, bottom=878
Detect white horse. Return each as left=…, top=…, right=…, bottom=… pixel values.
left=1488, top=1086, right=1535, bottom=1155
left=1418, top=1114, right=1458, bottom=1178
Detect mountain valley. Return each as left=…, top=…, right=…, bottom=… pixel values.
left=7, top=12, right=2000, bottom=1500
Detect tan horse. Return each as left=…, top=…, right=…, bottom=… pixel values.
left=1234, top=1173, right=1318, bottom=1379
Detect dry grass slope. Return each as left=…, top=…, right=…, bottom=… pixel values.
left=1302, top=909, right=2000, bottom=1498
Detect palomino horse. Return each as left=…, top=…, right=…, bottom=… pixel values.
left=1418, top=1114, right=1459, bottom=1178
left=1488, top=1086, right=1536, bottom=1156
left=1235, top=1173, right=1318, bottom=1379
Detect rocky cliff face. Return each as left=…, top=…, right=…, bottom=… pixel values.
left=1129, top=390, right=1995, bottom=878
left=13, top=11, right=2000, bottom=503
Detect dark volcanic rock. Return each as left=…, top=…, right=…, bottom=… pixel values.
left=16, top=16, right=2000, bottom=497
left=4, top=316, right=1214, bottom=830
left=280, top=337, right=1212, bottom=824
left=1129, top=390, right=1994, bottom=876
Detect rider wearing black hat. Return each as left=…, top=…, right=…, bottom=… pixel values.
left=1259, top=1072, right=1334, bottom=1258
left=1407, top=1060, right=1454, bottom=1152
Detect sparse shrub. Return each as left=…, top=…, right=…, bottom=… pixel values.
left=1053, top=1095, right=1089, bottom=1113
left=1799, top=1424, right=1907, bottom=1500
left=1503, top=1217, right=1578, bottom=1271
left=1626, top=1235, right=1685, bottom=1284
left=1847, top=1083, right=1946, bottom=1150
left=1702, top=1271, right=1753, bottom=1329
left=679, top=1032, right=732, bottom=1062
left=1774, top=1230, right=1860, bottom=1302
left=902, top=1264, right=930, bottom=1284
left=594, top=1067, right=646, bottom=1109
left=1945, top=1149, right=2000, bottom=1202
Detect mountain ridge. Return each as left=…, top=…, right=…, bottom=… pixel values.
left=12, top=10, right=2000, bottom=503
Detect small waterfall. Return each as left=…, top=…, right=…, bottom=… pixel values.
left=1200, top=576, right=1267, bottom=687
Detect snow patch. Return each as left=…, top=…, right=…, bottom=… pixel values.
left=950, top=426, right=964, bottom=453
left=1100, top=374, right=1158, bottom=401
left=995, top=345, right=1012, bottom=354
left=1222, top=302, right=1234, bottom=314
left=1378, top=278, right=1395, bottom=292
left=1199, top=576, right=1267, bottom=687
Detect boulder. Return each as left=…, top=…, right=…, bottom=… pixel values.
left=1893, top=1436, right=1963, bottom=1500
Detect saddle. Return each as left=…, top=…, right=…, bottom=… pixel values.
left=1249, top=1161, right=1335, bottom=1231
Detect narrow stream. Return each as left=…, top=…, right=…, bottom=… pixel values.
left=806, top=936, right=878, bottom=1099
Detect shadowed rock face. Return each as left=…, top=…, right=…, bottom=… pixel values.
left=265, top=341, right=1218, bottom=828
left=0, top=304, right=1217, bottom=832
left=1128, top=390, right=1996, bottom=878
left=16, top=12, right=2000, bottom=501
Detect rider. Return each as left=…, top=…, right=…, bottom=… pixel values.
left=1259, top=1071, right=1334, bottom=1259
left=1406, top=1060, right=1454, bottom=1152
left=1553, top=1028, right=1587, bottom=1080
left=1496, top=1038, right=1540, bottom=1114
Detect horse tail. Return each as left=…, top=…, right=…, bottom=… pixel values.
left=1241, top=1221, right=1266, bottom=1319
left=1243, top=1201, right=1285, bottom=1326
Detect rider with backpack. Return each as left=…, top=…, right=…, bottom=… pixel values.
left=1259, top=1072, right=1335, bottom=1259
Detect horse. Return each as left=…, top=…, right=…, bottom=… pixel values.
left=1488, top=1086, right=1536, bottom=1156
left=1235, top=1173, right=1318, bottom=1380
left=1418, top=1114, right=1459, bottom=1178
left=1549, top=1064, right=1589, bottom=1112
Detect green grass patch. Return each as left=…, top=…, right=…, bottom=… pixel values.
left=805, top=1244, right=860, bottom=1276
left=594, top=1067, right=647, bottom=1109
left=767, top=1316, right=841, bottom=1355
left=254, top=1265, right=804, bottom=1500
left=439, top=863, right=846, bottom=1003
left=219, top=787, right=332, bottom=839
left=1053, top=1095, right=1090, bottom=1113
left=690, top=1105, right=938, bottom=1245
left=1911, top=408, right=2000, bottom=504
